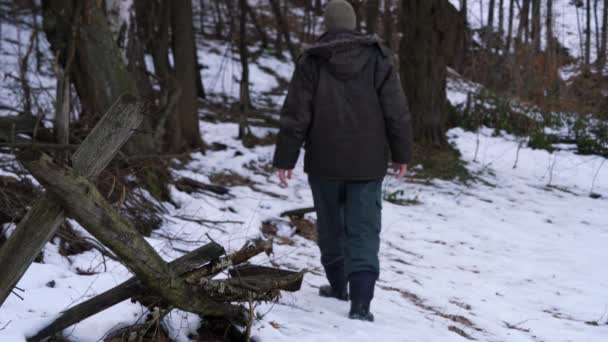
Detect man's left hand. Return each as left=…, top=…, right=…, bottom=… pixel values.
left=391, top=163, right=408, bottom=178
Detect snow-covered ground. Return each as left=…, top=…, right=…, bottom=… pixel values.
left=1, top=115, right=607, bottom=341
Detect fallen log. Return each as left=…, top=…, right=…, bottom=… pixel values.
left=279, top=207, right=315, bottom=218
left=0, top=114, right=55, bottom=142
left=0, top=94, right=144, bottom=307
left=0, top=142, right=78, bottom=150
left=26, top=242, right=225, bottom=342
left=175, top=177, right=231, bottom=196
left=183, top=239, right=273, bottom=283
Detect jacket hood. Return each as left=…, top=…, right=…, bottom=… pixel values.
left=305, top=31, right=380, bottom=80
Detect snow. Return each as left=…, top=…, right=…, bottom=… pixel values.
left=1, top=114, right=607, bottom=341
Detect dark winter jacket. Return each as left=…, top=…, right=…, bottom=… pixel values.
left=272, top=31, right=413, bottom=180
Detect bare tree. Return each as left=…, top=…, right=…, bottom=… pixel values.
left=517, top=0, right=531, bottom=46
left=598, top=0, right=608, bottom=68
left=506, top=0, right=515, bottom=53
left=585, top=0, right=592, bottom=74
left=531, top=0, right=541, bottom=52
left=238, top=0, right=252, bottom=140
left=169, top=0, right=204, bottom=150
left=269, top=0, right=298, bottom=62
left=488, top=0, right=495, bottom=29
left=547, top=0, right=555, bottom=54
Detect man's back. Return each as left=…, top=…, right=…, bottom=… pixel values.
left=273, top=30, right=412, bottom=180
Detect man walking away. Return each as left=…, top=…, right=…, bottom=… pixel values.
left=273, top=0, right=412, bottom=322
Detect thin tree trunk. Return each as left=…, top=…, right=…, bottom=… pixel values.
left=595, top=0, right=601, bottom=56
left=488, top=0, right=495, bottom=29
left=531, top=0, right=541, bottom=52
left=506, top=0, right=515, bottom=53
left=169, top=0, right=204, bottom=150
left=238, top=0, right=251, bottom=140
left=384, top=0, right=395, bottom=48
left=585, top=0, right=592, bottom=74
left=269, top=0, right=298, bottom=62
left=598, top=0, right=608, bottom=68
left=547, top=0, right=554, bottom=54
left=517, top=0, right=531, bottom=46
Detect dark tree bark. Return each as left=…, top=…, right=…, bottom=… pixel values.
left=598, top=0, right=608, bottom=68
left=531, top=0, right=541, bottom=52
left=169, top=0, right=204, bottom=150
left=365, top=0, right=380, bottom=34
left=42, top=0, right=155, bottom=156
left=585, top=0, right=592, bottom=74
left=383, top=0, right=395, bottom=48
left=488, top=0, right=495, bottom=29
left=505, top=0, right=515, bottom=53
left=498, top=0, right=504, bottom=37
left=238, top=0, right=252, bottom=139
left=517, top=0, right=531, bottom=46
left=400, top=0, right=450, bottom=146
left=547, top=0, right=554, bottom=54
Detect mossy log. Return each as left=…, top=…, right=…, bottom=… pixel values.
left=0, top=95, right=144, bottom=307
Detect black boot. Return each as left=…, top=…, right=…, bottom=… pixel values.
left=348, top=271, right=376, bottom=322
left=319, top=264, right=348, bottom=301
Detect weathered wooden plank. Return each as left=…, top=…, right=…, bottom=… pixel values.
left=0, top=95, right=143, bottom=307
left=72, top=94, right=143, bottom=177
left=22, top=153, right=242, bottom=318
left=27, top=242, right=225, bottom=342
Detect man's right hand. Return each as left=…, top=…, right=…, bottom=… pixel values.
left=278, top=169, right=293, bottom=187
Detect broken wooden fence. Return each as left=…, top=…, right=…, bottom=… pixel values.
left=0, top=95, right=302, bottom=341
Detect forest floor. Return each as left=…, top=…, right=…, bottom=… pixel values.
left=1, top=85, right=607, bottom=341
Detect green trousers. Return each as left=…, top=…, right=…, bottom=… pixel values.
left=309, top=176, right=383, bottom=278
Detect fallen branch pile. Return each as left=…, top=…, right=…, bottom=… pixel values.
left=0, top=96, right=303, bottom=341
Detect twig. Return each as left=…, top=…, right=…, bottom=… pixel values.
left=0, top=320, right=11, bottom=331
left=590, top=158, right=606, bottom=195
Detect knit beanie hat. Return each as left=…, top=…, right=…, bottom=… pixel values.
left=324, top=0, right=357, bottom=33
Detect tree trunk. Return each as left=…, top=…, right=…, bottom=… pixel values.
left=531, top=0, right=541, bottom=52
left=269, top=0, right=298, bottom=62
left=169, top=0, right=204, bottom=151
left=42, top=0, right=155, bottom=156
left=598, top=0, right=608, bottom=68
left=383, top=0, right=395, bottom=48
left=498, top=0, right=504, bottom=37
left=547, top=0, right=554, bottom=54
left=488, top=0, right=495, bottom=29
left=517, top=0, right=531, bottom=46
left=238, top=0, right=251, bottom=140
left=585, top=0, right=592, bottom=74
left=365, top=0, right=380, bottom=34
left=400, top=0, right=449, bottom=146
left=506, top=0, right=515, bottom=53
